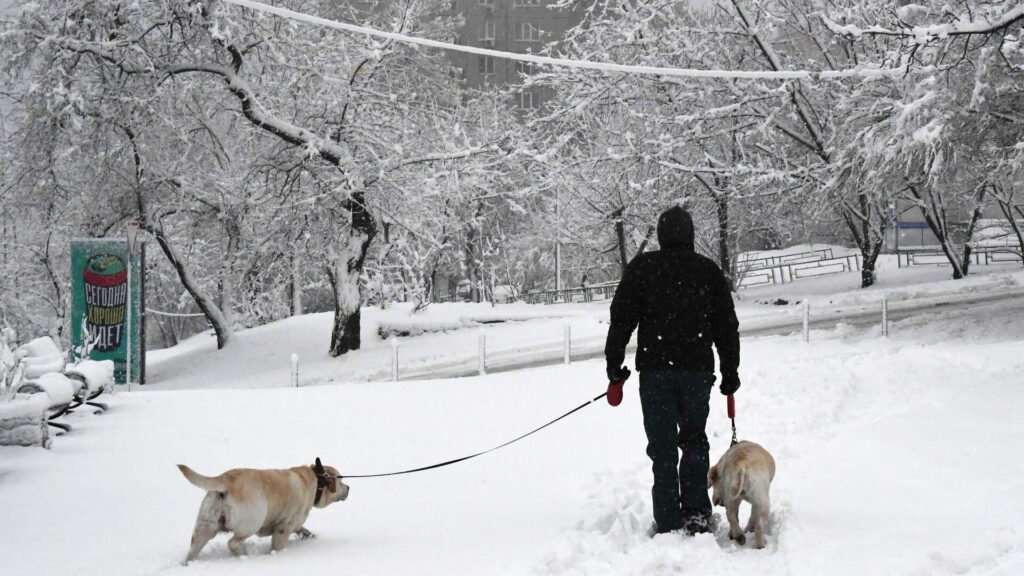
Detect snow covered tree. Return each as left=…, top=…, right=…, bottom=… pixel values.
left=824, top=0, right=1024, bottom=278
left=1, top=0, right=495, bottom=355
left=536, top=0, right=843, bottom=287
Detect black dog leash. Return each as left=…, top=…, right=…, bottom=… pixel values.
left=728, top=394, right=738, bottom=446
left=333, top=391, right=609, bottom=480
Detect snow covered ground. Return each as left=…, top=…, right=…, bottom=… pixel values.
left=3, top=282, right=1024, bottom=575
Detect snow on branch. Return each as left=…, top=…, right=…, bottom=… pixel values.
left=164, top=62, right=352, bottom=170
left=378, top=138, right=511, bottom=174
left=822, top=5, right=1024, bottom=42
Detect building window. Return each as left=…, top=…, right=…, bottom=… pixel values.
left=515, top=21, right=542, bottom=42
left=514, top=0, right=542, bottom=6
left=518, top=91, right=540, bottom=109
left=478, top=0, right=494, bottom=7
left=478, top=21, right=495, bottom=47
left=515, top=61, right=539, bottom=76
left=478, top=56, right=494, bottom=76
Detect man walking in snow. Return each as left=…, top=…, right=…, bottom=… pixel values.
left=605, top=205, right=740, bottom=535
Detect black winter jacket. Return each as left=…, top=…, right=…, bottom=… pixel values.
left=604, top=207, right=740, bottom=376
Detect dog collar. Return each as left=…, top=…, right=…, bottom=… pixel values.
left=313, top=457, right=331, bottom=506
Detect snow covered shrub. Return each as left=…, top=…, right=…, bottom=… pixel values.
left=1, top=327, right=26, bottom=402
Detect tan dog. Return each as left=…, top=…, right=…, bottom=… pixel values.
left=708, top=441, right=776, bottom=549
left=177, top=458, right=349, bottom=562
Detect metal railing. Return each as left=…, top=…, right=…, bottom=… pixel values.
left=737, top=248, right=835, bottom=271
left=523, top=282, right=619, bottom=305
left=897, top=244, right=1023, bottom=267
left=738, top=253, right=861, bottom=289
left=522, top=253, right=863, bottom=302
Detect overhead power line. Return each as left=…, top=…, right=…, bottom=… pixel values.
left=222, top=0, right=867, bottom=81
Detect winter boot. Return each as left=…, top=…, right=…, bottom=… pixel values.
left=648, top=520, right=683, bottom=537
left=681, top=509, right=717, bottom=535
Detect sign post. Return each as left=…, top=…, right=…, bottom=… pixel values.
left=126, top=222, right=139, bottom=390
left=71, top=238, right=145, bottom=385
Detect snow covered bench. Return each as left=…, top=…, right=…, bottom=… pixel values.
left=2, top=333, right=53, bottom=447
left=15, top=359, right=116, bottom=435
left=7, top=334, right=115, bottom=434
left=64, top=359, right=114, bottom=414
left=16, top=336, right=68, bottom=379
left=0, top=395, right=51, bottom=448
left=16, top=372, right=81, bottom=435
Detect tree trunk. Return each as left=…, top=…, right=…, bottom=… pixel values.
left=328, top=191, right=376, bottom=357
left=40, top=232, right=66, bottom=336
left=996, top=199, right=1024, bottom=266
left=860, top=238, right=884, bottom=288
left=329, top=286, right=362, bottom=356
left=961, top=245, right=974, bottom=276
left=144, top=223, right=232, bottom=349
left=417, top=266, right=436, bottom=311
left=714, top=193, right=733, bottom=289
left=613, top=207, right=628, bottom=274
left=465, top=226, right=481, bottom=303
left=218, top=219, right=240, bottom=327
left=841, top=192, right=887, bottom=289
left=906, top=184, right=965, bottom=279
left=694, top=173, right=734, bottom=288
left=959, top=185, right=988, bottom=277
left=290, top=248, right=304, bottom=316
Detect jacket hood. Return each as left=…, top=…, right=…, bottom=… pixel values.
left=657, top=206, right=695, bottom=250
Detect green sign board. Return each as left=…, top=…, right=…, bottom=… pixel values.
left=70, top=240, right=145, bottom=385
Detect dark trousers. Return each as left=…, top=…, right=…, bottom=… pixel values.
left=639, top=370, right=714, bottom=532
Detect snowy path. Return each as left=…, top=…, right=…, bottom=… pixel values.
left=536, top=301, right=1024, bottom=575
left=3, top=302, right=1024, bottom=575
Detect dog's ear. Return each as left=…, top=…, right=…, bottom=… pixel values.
left=707, top=464, right=719, bottom=489
left=315, top=457, right=324, bottom=475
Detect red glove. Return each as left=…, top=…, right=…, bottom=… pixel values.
left=606, top=368, right=631, bottom=406
left=607, top=379, right=624, bottom=406
left=606, top=366, right=631, bottom=406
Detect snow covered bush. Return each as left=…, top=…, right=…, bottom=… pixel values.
left=1, top=327, right=25, bottom=402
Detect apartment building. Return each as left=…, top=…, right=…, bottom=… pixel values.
left=328, top=0, right=588, bottom=109
left=447, top=0, right=586, bottom=108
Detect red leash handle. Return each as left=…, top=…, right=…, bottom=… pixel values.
left=607, top=378, right=627, bottom=406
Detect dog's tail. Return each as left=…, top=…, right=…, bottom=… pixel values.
left=731, top=467, right=746, bottom=497
left=177, top=464, right=226, bottom=492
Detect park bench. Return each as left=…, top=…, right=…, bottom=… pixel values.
left=0, top=394, right=50, bottom=448
left=7, top=337, right=115, bottom=435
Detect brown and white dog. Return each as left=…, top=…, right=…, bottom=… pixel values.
left=708, top=441, right=776, bottom=549
left=177, top=458, right=349, bottom=563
